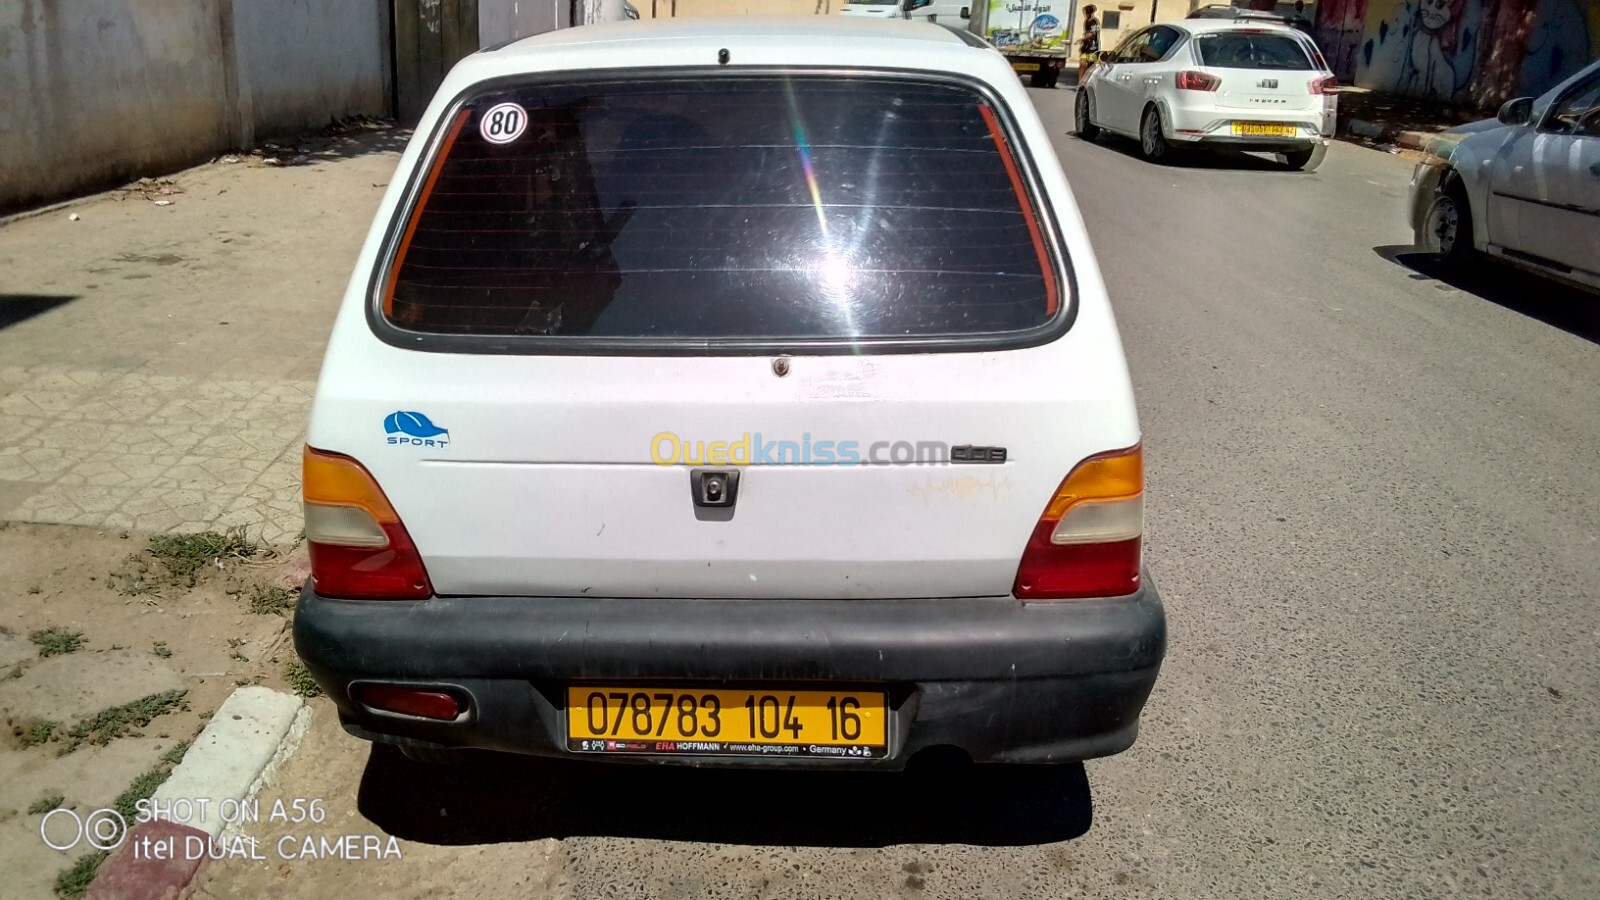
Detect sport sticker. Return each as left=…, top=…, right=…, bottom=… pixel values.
left=479, top=101, right=527, bottom=145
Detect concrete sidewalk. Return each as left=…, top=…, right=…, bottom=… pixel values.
left=0, top=131, right=407, bottom=543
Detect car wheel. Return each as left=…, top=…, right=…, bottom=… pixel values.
left=1029, top=68, right=1050, bottom=88
left=1139, top=106, right=1174, bottom=163
left=1423, top=181, right=1476, bottom=268
left=1279, top=145, right=1325, bottom=172
left=397, top=744, right=467, bottom=765
left=1075, top=90, right=1101, bottom=141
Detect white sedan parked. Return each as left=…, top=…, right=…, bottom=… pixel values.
left=1412, top=60, right=1600, bottom=293
left=1075, top=19, right=1336, bottom=170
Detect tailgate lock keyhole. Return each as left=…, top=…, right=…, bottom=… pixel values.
left=690, top=469, right=740, bottom=511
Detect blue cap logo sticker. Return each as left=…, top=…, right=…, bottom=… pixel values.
left=385, top=411, right=450, bottom=448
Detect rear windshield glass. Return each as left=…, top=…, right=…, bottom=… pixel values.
left=1194, top=32, right=1315, bottom=69
left=382, top=77, right=1059, bottom=344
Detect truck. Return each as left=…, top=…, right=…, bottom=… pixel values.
left=837, top=1, right=1074, bottom=89
left=968, top=0, right=1074, bottom=88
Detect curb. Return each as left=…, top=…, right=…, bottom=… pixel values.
left=1343, top=117, right=1433, bottom=151
left=85, top=687, right=310, bottom=900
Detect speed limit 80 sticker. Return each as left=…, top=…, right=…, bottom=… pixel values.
left=478, top=102, right=528, bottom=145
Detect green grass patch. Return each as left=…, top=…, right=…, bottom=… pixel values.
left=17, top=719, right=58, bottom=748
left=147, top=528, right=256, bottom=588
left=161, top=740, right=190, bottom=766
left=54, top=850, right=108, bottom=900
left=61, top=690, right=188, bottom=754
left=284, top=659, right=322, bottom=698
left=245, top=583, right=295, bottom=616
left=112, top=768, right=170, bottom=824
left=30, top=627, right=85, bottom=657
left=28, top=793, right=65, bottom=815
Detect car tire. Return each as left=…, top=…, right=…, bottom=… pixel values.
left=1423, top=180, right=1476, bottom=268
left=1139, top=106, right=1175, bottom=163
left=397, top=744, right=467, bottom=765
left=1279, top=145, right=1325, bottom=172
left=1075, top=89, right=1101, bottom=141
left=1029, top=68, right=1050, bottom=88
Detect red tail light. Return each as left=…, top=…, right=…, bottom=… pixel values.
left=1310, top=75, right=1338, bottom=94
left=352, top=684, right=461, bottom=720
left=1013, top=445, right=1143, bottom=600
left=1176, top=71, right=1221, bottom=92
left=303, top=447, right=433, bottom=599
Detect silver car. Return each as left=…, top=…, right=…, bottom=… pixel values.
left=1411, top=60, right=1600, bottom=293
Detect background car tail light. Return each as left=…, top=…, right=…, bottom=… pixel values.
left=1310, top=75, right=1338, bottom=94
left=352, top=684, right=461, bottom=720
left=1013, top=445, right=1143, bottom=600
left=1176, top=71, right=1221, bottom=92
left=303, top=446, right=432, bottom=599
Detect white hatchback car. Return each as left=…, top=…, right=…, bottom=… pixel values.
left=294, top=17, right=1165, bottom=769
left=1075, top=19, right=1336, bottom=170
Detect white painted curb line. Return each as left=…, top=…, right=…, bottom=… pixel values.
left=150, top=686, right=305, bottom=840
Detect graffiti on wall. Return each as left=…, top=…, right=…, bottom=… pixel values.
left=1323, top=0, right=1597, bottom=104
left=1520, top=0, right=1599, bottom=97
left=1359, top=0, right=1485, bottom=101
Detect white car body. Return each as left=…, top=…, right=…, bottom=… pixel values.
left=1410, top=60, right=1600, bottom=292
left=839, top=0, right=972, bottom=28
left=295, top=16, right=1164, bottom=770
left=1079, top=19, right=1335, bottom=163
left=312, top=16, right=1136, bottom=601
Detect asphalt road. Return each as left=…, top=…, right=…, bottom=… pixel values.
left=205, top=87, right=1600, bottom=900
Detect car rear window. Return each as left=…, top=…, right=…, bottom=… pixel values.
left=381, top=77, right=1060, bottom=346
left=1194, top=31, right=1315, bottom=69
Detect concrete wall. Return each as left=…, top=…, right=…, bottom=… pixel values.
left=231, top=0, right=388, bottom=141
left=1315, top=0, right=1598, bottom=108
left=480, top=0, right=567, bottom=45
left=0, top=0, right=392, bottom=211
left=0, top=0, right=234, bottom=211
left=637, top=0, right=830, bottom=16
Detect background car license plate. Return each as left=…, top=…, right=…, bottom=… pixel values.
left=1232, top=122, right=1298, bottom=137
left=566, top=687, right=888, bottom=759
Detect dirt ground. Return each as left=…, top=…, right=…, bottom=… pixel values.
left=0, top=522, right=307, bottom=898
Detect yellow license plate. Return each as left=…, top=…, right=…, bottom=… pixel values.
left=1232, top=122, right=1299, bottom=137
left=566, top=686, right=889, bottom=759
left=1012, top=63, right=1040, bottom=72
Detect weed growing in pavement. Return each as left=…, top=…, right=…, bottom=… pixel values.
left=52, top=755, right=183, bottom=899
left=28, top=793, right=65, bottom=815
left=161, top=741, right=190, bottom=766
left=17, top=719, right=58, bottom=748
left=147, top=527, right=257, bottom=588
left=113, top=527, right=258, bottom=595
left=30, top=627, right=85, bottom=657
left=246, top=583, right=295, bottom=616
left=54, top=850, right=107, bottom=899
left=113, top=768, right=169, bottom=824
left=230, top=651, right=248, bottom=662
left=285, top=658, right=322, bottom=697
left=151, top=641, right=171, bottom=659
left=227, top=637, right=245, bottom=648
left=60, top=690, right=188, bottom=754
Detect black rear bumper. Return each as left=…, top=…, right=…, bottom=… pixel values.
left=294, top=579, right=1166, bottom=768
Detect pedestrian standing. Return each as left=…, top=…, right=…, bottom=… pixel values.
left=1078, top=5, right=1101, bottom=85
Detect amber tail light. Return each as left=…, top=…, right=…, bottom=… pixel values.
left=1014, top=444, right=1143, bottom=600
left=302, top=447, right=432, bottom=599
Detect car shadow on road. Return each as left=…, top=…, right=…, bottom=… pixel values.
left=356, top=746, right=1094, bottom=848
left=1073, top=132, right=1295, bottom=172
left=1374, top=245, right=1600, bottom=345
